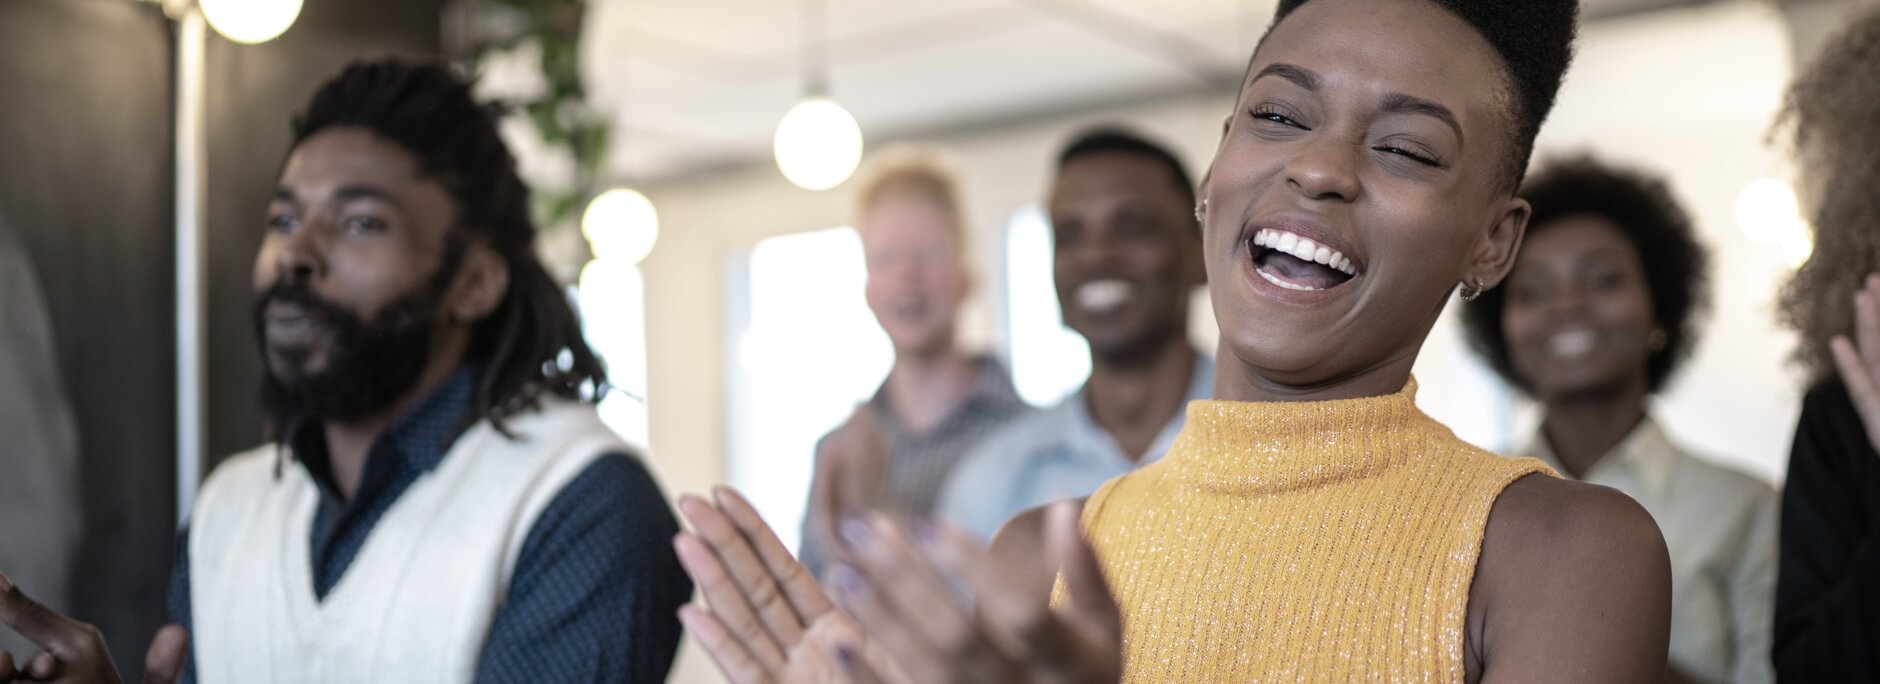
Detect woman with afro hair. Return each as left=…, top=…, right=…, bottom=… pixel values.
left=1462, top=155, right=1775, bottom=684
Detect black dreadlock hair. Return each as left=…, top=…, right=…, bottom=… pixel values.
left=285, top=59, right=606, bottom=436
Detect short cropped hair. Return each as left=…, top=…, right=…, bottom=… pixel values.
left=1269, top=0, right=1579, bottom=187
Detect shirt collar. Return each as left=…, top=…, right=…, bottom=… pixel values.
left=1523, top=415, right=1679, bottom=496
left=1061, top=348, right=1214, bottom=466
left=869, top=355, right=1018, bottom=435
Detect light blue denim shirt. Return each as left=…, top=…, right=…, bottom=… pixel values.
left=937, top=350, right=1213, bottom=541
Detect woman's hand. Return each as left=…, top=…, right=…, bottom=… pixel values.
left=674, top=487, right=900, bottom=683
left=1830, top=274, right=1880, bottom=454
left=828, top=502, right=1121, bottom=684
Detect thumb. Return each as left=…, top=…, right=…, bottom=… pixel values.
left=142, top=624, right=189, bottom=684
left=1046, top=501, right=1118, bottom=636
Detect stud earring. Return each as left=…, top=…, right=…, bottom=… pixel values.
left=1459, top=277, right=1487, bottom=302
left=1194, top=198, right=1208, bottom=223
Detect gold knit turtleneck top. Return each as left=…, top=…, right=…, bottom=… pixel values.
left=1075, top=380, right=1552, bottom=682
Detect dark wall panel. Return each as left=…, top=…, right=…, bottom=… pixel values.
left=0, top=0, right=177, bottom=669
left=203, top=0, right=447, bottom=464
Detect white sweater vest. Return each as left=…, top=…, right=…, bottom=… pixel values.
left=188, top=398, right=629, bottom=684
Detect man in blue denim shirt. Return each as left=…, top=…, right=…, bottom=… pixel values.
left=0, top=60, right=690, bottom=683
left=939, top=129, right=1211, bottom=541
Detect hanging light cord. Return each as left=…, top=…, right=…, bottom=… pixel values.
left=801, top=0, right=829, bottom=96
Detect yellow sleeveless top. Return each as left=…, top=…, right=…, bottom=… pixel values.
left=1075, top=380, right=1551, bottom=682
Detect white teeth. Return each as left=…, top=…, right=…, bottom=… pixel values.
left=1548, top=329, right=1598, bottom=357
left=1257, top=267, right=1325, bottom=291
left=1075, top=279, right=1135, bottom=313
left=1252, top=229, right=1358, bottom=276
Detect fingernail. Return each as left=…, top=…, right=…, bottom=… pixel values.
left=829, top=563, right=865, bottom=596
left=912, top=520, right=940, bottom=548
left=839, top=516, right=872, bottom=549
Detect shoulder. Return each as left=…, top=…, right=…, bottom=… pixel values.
left=960, top=403, right=1073, bottom=466
left=510, top=452, right=684, bottom=582
left=532, top=452, right=675, bottom=534
left=195, top=445, right=293, bottom=510
left=1673, top=450, right=1778, bottom=505
left=1483, top=474, right=1667, bottom=573
left=1471, top=474, right=1671, bottom=681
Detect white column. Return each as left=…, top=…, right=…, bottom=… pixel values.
left=175, top=6, right=207, bottom=524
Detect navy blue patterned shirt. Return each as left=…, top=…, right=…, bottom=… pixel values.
left=167, top=368, right=692, bottom=682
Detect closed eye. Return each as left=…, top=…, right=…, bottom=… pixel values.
left=1373, top=144, right=1442, bottom=167
left=1249, top=106, right=1311, bottom=131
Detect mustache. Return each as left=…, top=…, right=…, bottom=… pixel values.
left=254, top=282, right=357, bottom=327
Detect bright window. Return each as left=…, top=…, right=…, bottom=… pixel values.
left=726, top=227, right=893, bottom=553
left=577, top=262, right=651, bottom=450
left=1004, top=205, right=1090, bottom=408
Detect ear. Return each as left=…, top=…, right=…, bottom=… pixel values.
left=446, top=243, right=509, bottom=324
left=1471, top=196, right=1530, bottom=290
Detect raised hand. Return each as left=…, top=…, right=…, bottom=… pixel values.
left=828, top=502, right=1121, bottom=684
left=674, top=486, right=902, bottom=684
left=0, top=570, right=188, bottom=684
left=806, top=406, right=890, bottom=562
left=1831, top=273, right=1880, bottom=454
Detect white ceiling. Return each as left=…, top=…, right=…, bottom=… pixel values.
left=574, top=0, right=1709, bottom=184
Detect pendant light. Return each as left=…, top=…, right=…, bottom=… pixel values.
left=774, top=0, right=863, bottom=191
left=198, top=0, right=302, bottom=44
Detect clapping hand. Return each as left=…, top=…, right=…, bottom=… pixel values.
left=1831, top=274, right=1880, bottom=454
left=824, top=502, right=1121, bottom=684
left=0, top=570, right=187, bottom=684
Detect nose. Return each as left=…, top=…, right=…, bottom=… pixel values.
left=270, top=223, right=324, bottom=286
left=1284, top=133, right=1362, bottom=203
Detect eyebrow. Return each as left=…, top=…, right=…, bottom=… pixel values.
left=1379, top=92, right=1464, bottom=145
left=1250, top=62, right=1465, bottom=145
left=1250, top=63, right=1320, bottom=91
left=270, top=184, right=402, bottom=208
left=334, top=185, right=400, bottom=206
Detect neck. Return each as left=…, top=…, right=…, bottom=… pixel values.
left=882, top=345, right=977, bottom=434
left=322, top=335, right=469, bottom=501
left=1212, top=341, right=1421, bottom=405
left=1086, top=336, right=1195, bottom=462
left=1538, top=381, right=1649, bottom=479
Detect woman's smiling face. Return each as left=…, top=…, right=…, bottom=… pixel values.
left=1202, top=0, right=1533, bottom=401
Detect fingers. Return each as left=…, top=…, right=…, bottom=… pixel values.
left=0, top=570, right=82, bottom=656
left=1832, top=336, right=1880, bottom=441
left=835, top=518, right=1020, bottom=684
left=1045, top=501, right=1120, bottom=637
left=918, top=520, right=1082, bottom=669
left=678, top=604, right=774, bottom=684
left=678, top=495, right=809, bottom=652
left=827, top=564, right=955, bottom=682
left=816, top=640, right=886, bottom=684
left=25, top=653, right=56, bottom=680
left=1859, top=275, right=1880, bottom=368
left=143, top=624, right=189, bottom=684
left=712, top=486, right=837, bottom=620
left=672, top=531, right=790, bottom=671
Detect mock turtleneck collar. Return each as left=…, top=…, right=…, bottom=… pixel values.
left=1168, top=378, right=1462, bottom=494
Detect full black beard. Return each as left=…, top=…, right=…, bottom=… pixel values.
left=255, top=280, right=444, bottom=428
